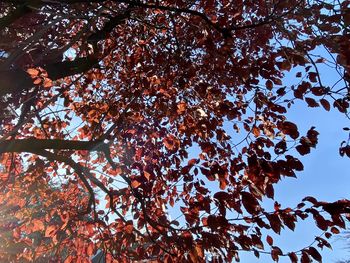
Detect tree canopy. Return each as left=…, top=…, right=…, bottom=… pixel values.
left=0, top=0, right=350, bottom=262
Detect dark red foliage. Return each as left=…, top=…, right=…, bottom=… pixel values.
left=0, top=0, right=350, bottom=262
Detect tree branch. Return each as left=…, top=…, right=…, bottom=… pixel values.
left=0, top=3, right=33, bottom=30
left=0, top=138, right=108, bottom=154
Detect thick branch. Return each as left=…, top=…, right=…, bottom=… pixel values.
left=0, top=4, right=33, bottom=30
left=87, top=10, right=131, bottom=44
left=0, top=57, right=98, bottom=96
left=0, top=138, right=108, bottom=154
left=0, top=8, right=131, bottom=96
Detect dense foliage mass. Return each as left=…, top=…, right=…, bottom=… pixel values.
left=0, top=0, right=350, bottom=262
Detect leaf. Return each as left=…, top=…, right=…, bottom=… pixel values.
left=316, top=237, right=332, bottom=249
left=131, top=180, right=141, bottom=188
left=266, top=235, right=273, bottom=246
left=252, top=125, right=260, bottom=137
left=271, top=246, right=282, bottom=262
left=334, top=99, right=348, bottom=113
left=266, top=184, right=274, bottom=199
left=177, top=101, right=187, bottom=114
left=27, top=68, right=40, bottom=76
left=45, top=225, right=57, bottom=237
left=144, top=171, right=151, bottom=181
left=33, top=77, right=42, bottom=84
left=187, top=158, right=197, bottom=166
left=309, top=72, right=318, bottom=82
left=43, top=78, right=53, bottom=88
left=267, top=214, right=282, bottom=234
left=296, top=144, right=310, bottom=155
left=194, top=243, right=204, bottom=258
left=64, top=256, right=74, bottom=263
left=241, top=192, right=260, bottom=215
left=288, top=252, right=298, bottom=263
left=302, top=196, right=318, bottom=204
left=86, top=243, right=94, bottom=256
left=330, top=226, right=340, bottom=234
left=200, top=167, right=215, bottom=181
left=266, top=80, right=273, bottom=90
left=301, top=250, right=311, bottom=263
left=308, top=246, right=322, bottom=262
left=314, top=214, right=329, bottom=231
left=163, top=135, right=180, bottom=151
left=305, top=97, right=319, bottom=107
left=125, top=223, right=134, bottom=234
left=32, top=219, right=45, bottom=231
left=278, top=121, right=299, bottom=139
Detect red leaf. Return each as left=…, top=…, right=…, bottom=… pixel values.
left=330, top=226, right=340, bottom=234
left=302, top=196, right=318, bottom=204
left=271, top=246, right=282, bottom=262
left=125, top=223, right=134, bottom=234
left=86, top=243, right=94, bottom=257
left=163, top=135, right=180, bottom=151
left=308, top=72, right=318, bottom=82
left=267, top=213, right=282, bottom=234
left=266, top=235, right=273, bottom=246
left=296, top=144, right=310, bottom=155
left=305, top=97, right=319, bottom=107
left=241, top=192, right=261, bottom=215
left=301, top=250, right=311, bottom=263
left=278, top=121, right=299, bottom=139
left=308, top=246, right=322, bottom=262
left=266, top=79, right=273, bottom=90
left=288, top=252, right=298, bottom=263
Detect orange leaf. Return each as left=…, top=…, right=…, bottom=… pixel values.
left=86, top=243, right=94, bottom=256
left=144, top=171, right=151, bottom=181
left=33, top=77, right=42, bottom=85
left=125, top=224, right=134, bottom=234
left=45, top=225, right=57, bottom=237
left=163, top=135, right=180, bottom=151
left=64, top=255, right=74, bottom=263
left=177, top=101, right=187, bottom=114
left=252, top=125, right=260, bottom=137
left=27, top=68, right=40, bottom=76
left=43, top=78, right=53, bottom=88
left=32, top=219, right=45, bottom=231
left=131, top=180, right=141, bottom=188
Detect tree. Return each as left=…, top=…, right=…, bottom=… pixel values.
left=0, top=0, right=350, bottom=262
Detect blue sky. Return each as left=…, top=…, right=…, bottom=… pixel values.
left=238, top=44, right=350, bottom=261
left=238, top=99, right=350, bottom=262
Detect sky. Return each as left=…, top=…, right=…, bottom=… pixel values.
left=238, top=47, right=350, bottom=261
left=154, top=44, right=350, bottom=262
left=239, top=100, right=350, bottom=262
left=165, top=84, right=350, bottom=262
